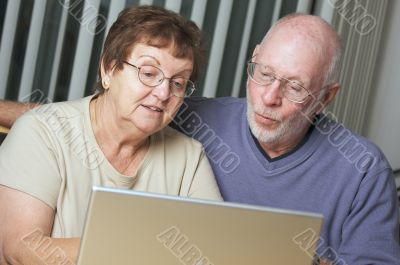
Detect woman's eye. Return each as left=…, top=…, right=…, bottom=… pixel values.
left=140, top=66, right=159, bottom=79
left=172, top=80, right=186, bottom=89
left=143, top=71, right=155, bottom=77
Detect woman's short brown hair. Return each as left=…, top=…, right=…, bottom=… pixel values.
left=97, top=5, right=206, bottom=93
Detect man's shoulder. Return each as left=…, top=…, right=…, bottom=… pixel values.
left=179, top=96, right=246, bottom=120
left=315, top=113, right=391, bottom=172
left=184, top=96, right=246, bottom=111
left=186, top=96, right=245, bottom=104
left=316, top=113, right=382, bottom=152
left=172, top=97, right=247, bottom=135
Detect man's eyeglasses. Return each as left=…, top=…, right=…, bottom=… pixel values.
left=247, top=59, right=313, bottom=103
left=122, top=61, right=195, bottom=98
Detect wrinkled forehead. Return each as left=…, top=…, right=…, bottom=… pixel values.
left=258, top=30, right=328, bottom=84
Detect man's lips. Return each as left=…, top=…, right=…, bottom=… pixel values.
left=255, top=112, right=280, bottom=125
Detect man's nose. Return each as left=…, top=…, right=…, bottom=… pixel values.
left=261, top=79, right=283, bottom=106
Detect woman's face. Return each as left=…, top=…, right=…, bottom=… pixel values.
left=103, top=43, right=193, bottom=136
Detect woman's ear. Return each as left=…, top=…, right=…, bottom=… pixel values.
left=102, top=77, right=110, bottom=90
left=100, top=57, right=107, bottom=81
left=100, top=58, right=116, bottom=90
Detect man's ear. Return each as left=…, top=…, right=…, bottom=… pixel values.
left=316, top=83, right=340, bottom=114
left=252, top=45, right=260, bottom=57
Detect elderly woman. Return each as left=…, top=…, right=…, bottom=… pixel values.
left=0, top=5, right=221, bottom=264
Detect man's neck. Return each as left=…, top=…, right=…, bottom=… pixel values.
left=258, top=125, right=312, bottom=159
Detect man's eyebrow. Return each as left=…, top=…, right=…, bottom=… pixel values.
left=286, top=75, right=306, bottom=84
left=267, top=65, right=308, bottom=84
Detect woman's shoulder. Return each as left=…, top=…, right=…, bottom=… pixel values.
left=12, top=96, right=92, bottom=140
left=31, top=96, right=91, bottom=120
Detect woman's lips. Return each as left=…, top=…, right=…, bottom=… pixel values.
left=142, top=104, right=163, bottom=112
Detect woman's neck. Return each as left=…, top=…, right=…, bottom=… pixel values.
left=89, top=94, right=150, bottom=175
left=90, top=93, right=148, bottom=149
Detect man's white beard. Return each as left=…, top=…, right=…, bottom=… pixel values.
left=246, top=95, right=313, bottom=145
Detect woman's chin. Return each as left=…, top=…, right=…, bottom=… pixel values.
left=134, top=122, right=164, bottom=136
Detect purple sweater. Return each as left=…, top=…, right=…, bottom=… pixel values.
left=171, top=97, right=400, bottom=265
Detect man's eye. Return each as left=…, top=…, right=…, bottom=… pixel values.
left=261, top=72, right=272, bottom=77
left=260, top=72, right=274, bottom=80
left=288, top=82, right=303, bottom=92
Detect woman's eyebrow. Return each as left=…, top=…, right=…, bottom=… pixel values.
left=137, top=55, right=161, bottom=65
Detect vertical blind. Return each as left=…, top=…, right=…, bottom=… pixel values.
left=328, top=0, right=388, bottom=134
left=0, top=0, right=305, bottom=103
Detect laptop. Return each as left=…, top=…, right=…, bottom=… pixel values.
left=77, top=186, right=323, bottom=265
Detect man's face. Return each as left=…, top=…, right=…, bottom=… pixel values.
left=247, top=29, right=326, bottom=146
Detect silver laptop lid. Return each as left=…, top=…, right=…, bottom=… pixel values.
left=77, top=186, right=323, bottom=265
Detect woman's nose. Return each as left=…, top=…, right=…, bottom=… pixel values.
left=152, top=79, right=172, bottom=101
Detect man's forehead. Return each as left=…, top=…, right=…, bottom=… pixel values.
left=257, top=46, right=313, bottom=78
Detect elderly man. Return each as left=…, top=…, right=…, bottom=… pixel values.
left=1, top=13, right=399, bottom=265
left=172, top=14, right=400, bottom=265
